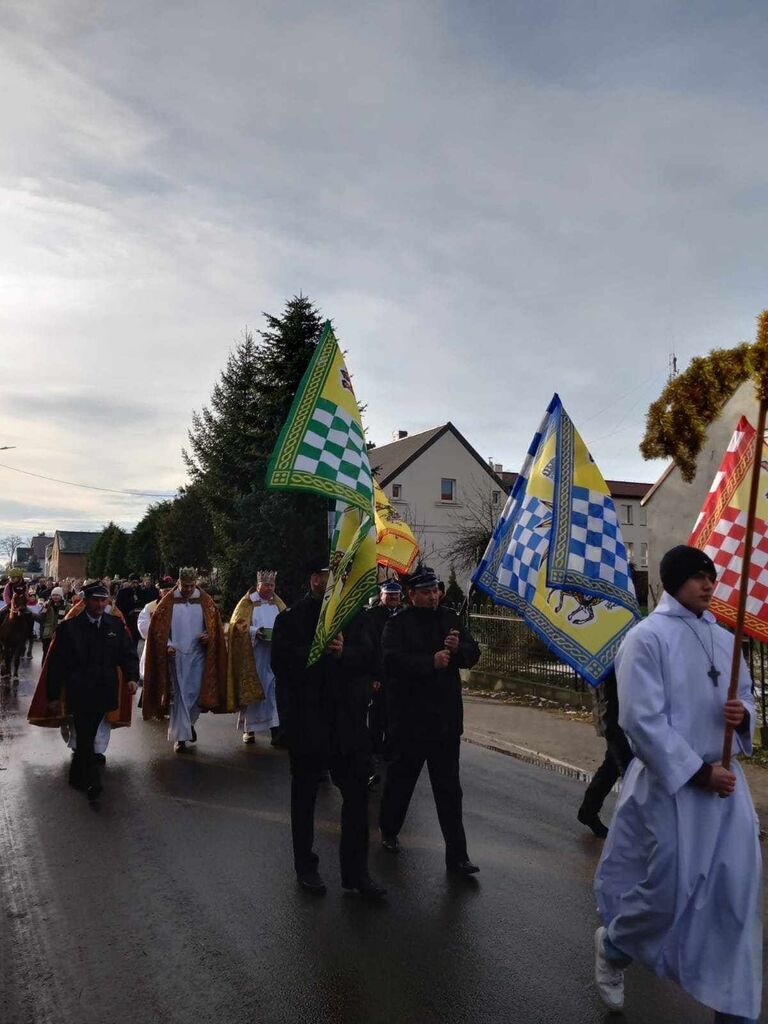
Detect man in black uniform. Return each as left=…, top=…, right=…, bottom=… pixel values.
left=576, top=668, right=633, bottom=837
left=115, top=574, right=143, bottom=643
left=366, top=579, right=403, bottom=775
left=46, top=581, right=139, bottom=802
left=271, top=557, right=386, bottom=900
left=379, top=566, right=481, bottom=875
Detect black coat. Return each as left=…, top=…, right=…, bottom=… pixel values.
left=382, top=605, right=480, bottom=743
left=271, top=594, right=374, bottom=758
left=136, top=585, right=159, bottom=606
left=115, top=586, right=140, bottom=619
left=366, top=603, right=401, bottom=683
left=46, top=612, right=139, bottom=714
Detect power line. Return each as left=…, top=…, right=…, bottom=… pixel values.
left=577, top=369, right=664, bottom=428
left=0, top=462, right=177, bottom=499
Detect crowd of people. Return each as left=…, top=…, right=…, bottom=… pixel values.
left=4, top=544, right=763, bottom=1022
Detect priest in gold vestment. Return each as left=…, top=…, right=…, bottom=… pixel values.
left=227, top=570, right=286, bottom=745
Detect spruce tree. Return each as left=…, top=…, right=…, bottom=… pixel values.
left=185, top=296, right=328, bottom=609
left=128, top=502, right=172, bottom=576
left=104, top=526, right=129, bottom=578
left=87, top=523, right=119, bottom=578
left=158, top=486, right=214, bottom=576
left=444, top=565, right=465, bottom=609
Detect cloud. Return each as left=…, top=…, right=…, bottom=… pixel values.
left=1, top=0, right=767, bottom=539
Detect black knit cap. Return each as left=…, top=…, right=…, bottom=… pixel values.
left=659, top=545, right=717, bottom=595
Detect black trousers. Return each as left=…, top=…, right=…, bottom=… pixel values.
left=580, top=730, right=634, bottom=817
left=379, top=736, right=468, bottom=865
left=69, top=711, right=104, bottom=791
left=289, top=751, right=370, bottom=885
left=368, top=688, right=388, bottom=761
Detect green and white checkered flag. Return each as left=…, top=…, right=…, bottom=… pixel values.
left=266, top=322, right=374, bottom=512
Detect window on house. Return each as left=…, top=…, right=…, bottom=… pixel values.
left=641, top=542, right=648, bottom=568
left=626, top=542, right=635, bottom=563
left=492, top=490, right=500, bottom=505
left=620, top=504, right=633, bottom=526
left=639, top=506, right=647, bottom=526
left=441, top=478, right=456, bottom=502
left=392, top=484, right=402, bottom=499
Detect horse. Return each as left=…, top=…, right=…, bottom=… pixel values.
left=0, top=590, right=34, bottom=683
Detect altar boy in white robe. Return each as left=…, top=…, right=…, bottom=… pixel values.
left=142, top=568, right=228, bottom=752
left=594, top=545, right=762, bottom=1023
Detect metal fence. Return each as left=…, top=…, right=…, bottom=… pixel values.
left=744, top=639, right=768, bottom=747
left=467, top=605, right=587, bottom=692
left=467, top=605, right=768, bottom=742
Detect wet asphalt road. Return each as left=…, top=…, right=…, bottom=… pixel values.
left=0, top=653, right=764, bottom=1024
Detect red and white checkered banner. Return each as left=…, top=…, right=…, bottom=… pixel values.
left=689, top=415, right=768, bottom=642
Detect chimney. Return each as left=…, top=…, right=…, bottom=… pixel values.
left=395, top=430, right=408, bottom=440
left=494, top=463, right=503, bottom=473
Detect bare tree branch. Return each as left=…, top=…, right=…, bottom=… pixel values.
left=441, top=484, right=504, bottom=572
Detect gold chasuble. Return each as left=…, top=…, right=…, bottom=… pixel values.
left=226, top=590, right=286, bottom=709
left=142, top=589, right=228, bottom=720
left=28, top=603, right=134, bottom=729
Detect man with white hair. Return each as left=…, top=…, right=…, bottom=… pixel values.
left=227, top=570, right=286, bottom=746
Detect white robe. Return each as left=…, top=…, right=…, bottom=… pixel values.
left=237, top=597, right=280, bottom=733
left=137, top=600, right=157, bottom=680
left=167, top=591, right=205, bottom=742
left=595, top=592, right=762, bottom=1019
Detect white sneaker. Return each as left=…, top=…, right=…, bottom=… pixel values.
left=594, top=926, right=625, bottom=1011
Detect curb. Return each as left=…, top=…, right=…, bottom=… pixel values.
left=462, top=729, right=594, bottom=783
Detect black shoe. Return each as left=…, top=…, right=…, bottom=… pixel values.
left=86, top=783, right=102, bottom=803
left=269, top=727, right=286, bottom=748
left=297, top=870, right=327, bottom=895
left=577, top=805, right=609, bottom=838
left=381, top=835, right=400, bottom=853
left=343, top=876, right=387, bottom=901
left=92, top=753, right=106, bottom=766
left=447, top=859, right=480, bottom=876
left=368, top=772, right=381, bottom=790
left=190, top=727, right=197, bottom=743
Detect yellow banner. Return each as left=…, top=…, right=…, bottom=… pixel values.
left=374, top=480, right=419, bottom=574
left=309, top=502, right=377, bottom=665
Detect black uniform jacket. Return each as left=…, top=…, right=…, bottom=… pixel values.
left=366, top=603, right=400, bottom=682
left=382, top=605, right=480, bottom=743
left=46, top=611, right=139, bottom=714
left=271, top=594, right=374, bottom=758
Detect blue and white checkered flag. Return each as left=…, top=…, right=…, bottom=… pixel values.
left=471, top=395, right=639, bottom=686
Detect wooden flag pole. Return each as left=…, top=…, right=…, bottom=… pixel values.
left=721, top=396, right=768, bottom=770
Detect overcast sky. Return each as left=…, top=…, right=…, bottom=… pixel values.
left=1, top=0, right=767, bottom=541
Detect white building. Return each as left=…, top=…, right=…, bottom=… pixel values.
left=370, top=423, right=507, bottom=584
left=642, top=380, right=758, bottom=607
left=371, top=422, right=652, bottom=595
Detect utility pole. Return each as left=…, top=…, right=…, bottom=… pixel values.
left=668, top=352, right=678, bottom=383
